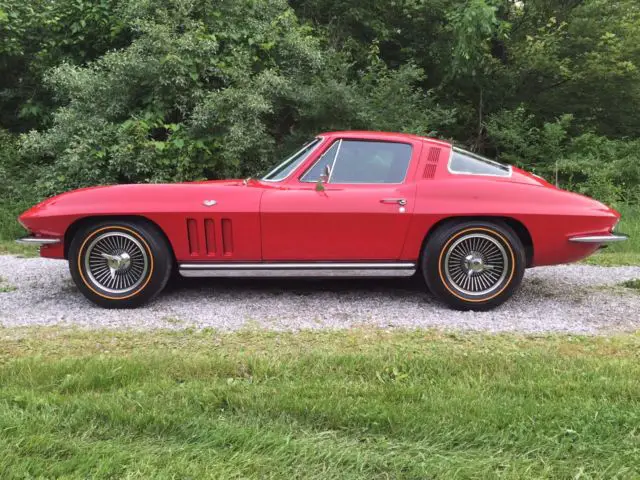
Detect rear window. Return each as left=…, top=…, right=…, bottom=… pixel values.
left=449, top=148, right=511, bottom=177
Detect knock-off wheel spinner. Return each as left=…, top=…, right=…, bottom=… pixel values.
left=83, top=231, right=150, bottom=294
left=443, top=232, right=509, bottom=296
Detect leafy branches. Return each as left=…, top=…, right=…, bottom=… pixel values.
left=0, top=0, right=639, bottom=209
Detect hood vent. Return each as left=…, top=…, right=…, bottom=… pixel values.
left=423, top=146, right=442, bottom=179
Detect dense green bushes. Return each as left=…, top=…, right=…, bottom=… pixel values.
left=486, top=109, right=640, bottom=204
left=0, top=130, right=36, bottom=238
left=0, top=0, right=639, bottom=237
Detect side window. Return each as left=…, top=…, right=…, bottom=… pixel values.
left=449, top=148, right=511, bottom=177
left=330, top=140, right=412, bottom=184
left=262, top=138, right=321, bottom=181
left=300, top=141, right=340, bottom=182
left=301, top=140, right=412, bottom=184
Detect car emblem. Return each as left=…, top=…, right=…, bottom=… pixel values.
left=203, top=200, right=217, bottom=207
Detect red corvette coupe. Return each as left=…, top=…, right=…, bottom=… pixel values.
left=18, top=131, right=627, bottom=310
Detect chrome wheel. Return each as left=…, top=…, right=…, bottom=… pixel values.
left=443, top=233, right=508, bottom=296
left=84, top=231, right=149, bottom=294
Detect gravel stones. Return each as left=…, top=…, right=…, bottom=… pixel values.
left=0, top=255, right=638, bottom=334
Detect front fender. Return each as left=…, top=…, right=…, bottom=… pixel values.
left=19, top=182, right=264, bottom=261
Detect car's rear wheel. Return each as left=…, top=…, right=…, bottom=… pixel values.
left=422, top=220, right=525, bottom=311
left=68, top=219, right=172, bottom=308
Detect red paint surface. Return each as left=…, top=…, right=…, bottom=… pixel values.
left=19, top=131, right=620, bottom=266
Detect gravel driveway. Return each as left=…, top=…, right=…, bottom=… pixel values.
left=0, top=255, right=639, bottom=334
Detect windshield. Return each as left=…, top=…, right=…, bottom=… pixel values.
left=261, top=138, right=322, bottom=181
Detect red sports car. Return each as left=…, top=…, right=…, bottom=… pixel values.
left=18, top=131, right=627, bottom=310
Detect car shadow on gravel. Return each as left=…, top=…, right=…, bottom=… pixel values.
left=166, top=275, right=428, bottom=296
left=161, top=271, right=602, bottom=307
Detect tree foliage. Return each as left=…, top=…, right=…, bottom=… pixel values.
left=1, top=0, right=639, bottom=209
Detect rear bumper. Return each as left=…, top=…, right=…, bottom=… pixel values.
left=16, top=236, right=61, bottom=246
left=568, top=234, right=628, bottom=244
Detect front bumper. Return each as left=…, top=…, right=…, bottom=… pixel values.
left=16, top=236, right=61, bottom=246
left=569, top=234, right=628, bottom=244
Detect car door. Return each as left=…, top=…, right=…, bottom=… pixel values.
left=260, top=138, right=422, bottom=261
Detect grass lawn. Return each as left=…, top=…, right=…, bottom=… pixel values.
left=0, top=328, right=639, bottom=479
left=0, top=239, right=37, bottom=257
left=583, top=204, right=640, bottom=266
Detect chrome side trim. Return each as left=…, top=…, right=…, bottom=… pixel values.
left=16, top=237, right=61, bottom=245
left=180, top=268, right=416, bottom=278
left=180, top=262, right=416, bottom=270
left=569, top=234, right=628, bottom=244
left=179, top=262, right=416, bottom=278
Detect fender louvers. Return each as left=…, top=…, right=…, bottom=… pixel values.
left=186, top=218, right=233, bottom=257
left=186, top=219, right=199, bottom=255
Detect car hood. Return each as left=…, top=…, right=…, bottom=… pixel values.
left=19, top=179, right=268, bottom=223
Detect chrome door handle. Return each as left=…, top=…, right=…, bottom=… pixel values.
left=380, top=198, right=407, bottom=206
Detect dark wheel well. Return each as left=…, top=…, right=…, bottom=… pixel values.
left=421, top=216, right=534, bottom=268
left=64, top=215, right=175, bottom=262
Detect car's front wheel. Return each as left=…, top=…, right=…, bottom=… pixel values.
left=422, top=220, right=526, bottom=311
left=68, top=219, right=172, bottom=308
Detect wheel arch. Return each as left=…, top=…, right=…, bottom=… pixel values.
left=64, top=215, right=175, bottom=262
left=420, top=216, right=534, bottom=268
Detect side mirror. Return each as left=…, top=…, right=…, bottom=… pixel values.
left=316, top=165, right=331, bottom=192
left=319, top=164, right=331, bottom=183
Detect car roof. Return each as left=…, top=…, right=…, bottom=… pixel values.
left=317, top=130, right=452, bottom=147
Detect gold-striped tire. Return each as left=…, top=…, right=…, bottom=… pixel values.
left=421, top=220, right=526, bottom=311
left=68, top=220, right=173, bottom=308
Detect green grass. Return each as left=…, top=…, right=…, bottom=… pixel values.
left=0, top=328, right=639, bottom=479
left=0, top=201, right=36, bottom=257
left=582, top=204, right=640, bottom=266
left=0, top=200, right=28, bottom=241
left=620, top=278, right=640, bottom=290
left=0, top=276, right=16, bottom=293
left=0, top=239, right=38, bottom=257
